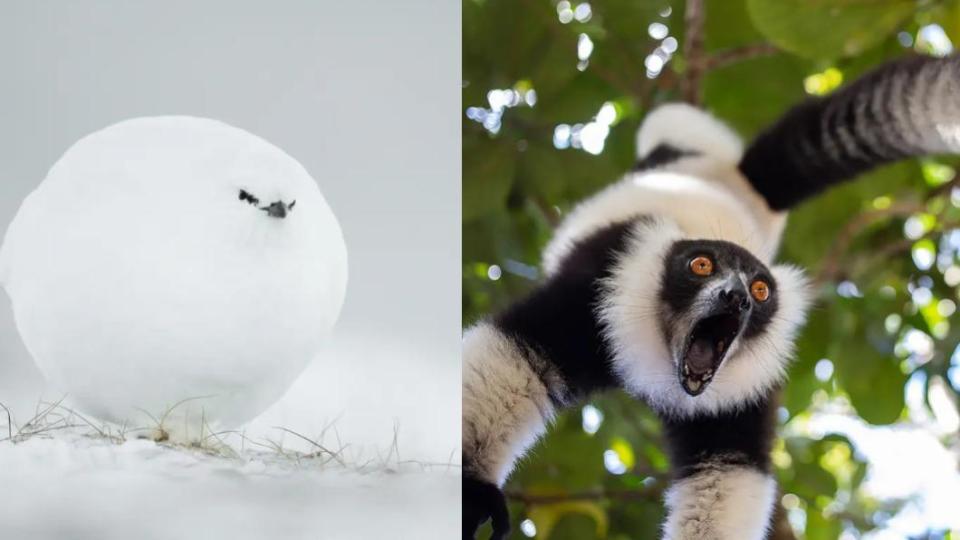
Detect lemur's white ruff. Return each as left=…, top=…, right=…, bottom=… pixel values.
left=597, top=219, right=809, bottom=418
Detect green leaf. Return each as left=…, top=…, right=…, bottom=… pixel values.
left=703, top=54, right=808, bottom=138
left=704, top=0, right=766, bottom=50
left=792, top=459, right=839, bottom=502
left=805, top=506, right=844, bottom=540
left=785, top=308, right=832, bottom=416
left=928, top=1, right=960, bottom=45
left=780, top=161, right=920, bottom=270
left=463, top=130, right=517, bottom=223
left=830, top=313, right=907, bottom=425
left=746, top=0, right=915, bottom=60
left=528, top=501, right=609, bottom=540
left=609, top=436, right=635, bottom=469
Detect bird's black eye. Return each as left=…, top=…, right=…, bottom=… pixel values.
left=239, top=190, right=260, bottom=206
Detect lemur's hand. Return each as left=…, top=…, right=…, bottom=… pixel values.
left=463, top=475, right=510, bottom=540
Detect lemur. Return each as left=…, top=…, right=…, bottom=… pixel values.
left=463, top=53, right=960, bottom=540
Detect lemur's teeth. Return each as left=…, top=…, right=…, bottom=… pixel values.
left=686, top=379, right=701, bottom=392
left=718, top=340, right=725, bottom=353
left=683, top=364, right=690, bottom=375
left=703, top=371, right=713, bottom=381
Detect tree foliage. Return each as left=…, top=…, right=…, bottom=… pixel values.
left=464, top=0, right=960, bottom=538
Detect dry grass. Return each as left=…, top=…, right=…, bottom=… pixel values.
left=0, top=397, right=460, bottom=474
left=0, top=397, right=125, bottom=444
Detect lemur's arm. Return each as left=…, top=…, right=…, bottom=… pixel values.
left=462, top=280, right=618, bottom=539
left=463, top=223, right=632, bottom=539
left=659, top=392, right=779, bottom=540
left=740, top=53, right=960, bottom=211
left=462, top=322, right=563, bottom=540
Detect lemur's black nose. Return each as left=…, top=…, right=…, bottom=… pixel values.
left=262, top=201, right=288, bottom=219
left=719, top=289, right=750, bottom=312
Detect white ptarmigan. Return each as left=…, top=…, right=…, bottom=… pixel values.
left=0, top=116, right=348, bottom=437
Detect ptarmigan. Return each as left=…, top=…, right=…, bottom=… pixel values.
left=0, top=116, right=348, bottom=438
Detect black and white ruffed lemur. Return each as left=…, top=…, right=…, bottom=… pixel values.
left=463, top=53, right=960, bottom=540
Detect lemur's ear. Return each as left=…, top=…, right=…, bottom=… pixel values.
left=636, top=103, right=744, bottom=164
left=740, top=53, right=960, bottom=211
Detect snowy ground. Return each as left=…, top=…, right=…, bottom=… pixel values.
left=0, top=330, right=461, bottom=540
left=0, top=433, right=459, bottom=540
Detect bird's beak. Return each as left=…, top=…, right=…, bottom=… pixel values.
left=262, top=201, right=288, bottom=219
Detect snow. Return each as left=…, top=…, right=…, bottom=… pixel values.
left=0, top=117, right=348, bottom=433
left=0, top=331, right=461, bottom=540
left=0, top=434, right=459, bottom=540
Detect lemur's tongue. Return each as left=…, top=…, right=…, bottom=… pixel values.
left=686, top=338, right=715, bottom=373
left=680, top=313, right=741, bottom=396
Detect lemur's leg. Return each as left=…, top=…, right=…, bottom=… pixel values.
left=462, top=297, right=614, bottom=538
left=659, top=391, right=779, bottom=540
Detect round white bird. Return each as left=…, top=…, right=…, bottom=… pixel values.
left=0, top=116, right=348, bottom=437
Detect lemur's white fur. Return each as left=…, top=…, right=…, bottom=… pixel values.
left=663, top=466, right=776, bottom=540
left=462, top=323, right=562, bottom=486
left=636, top=104, right=744, bottom=164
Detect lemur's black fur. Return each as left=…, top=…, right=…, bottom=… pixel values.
left=663, top=394, right=777, bottom=479
left=463, top=477, right=510, bottom=540
left=495, top=219, right=639, bottom=402
left=633, top=143, right=698, bottom=172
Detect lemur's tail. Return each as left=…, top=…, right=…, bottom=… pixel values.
left=740, top=53, right=960, bottom=211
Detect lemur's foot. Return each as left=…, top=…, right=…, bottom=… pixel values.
left=463, top=476, right=510, bottom=540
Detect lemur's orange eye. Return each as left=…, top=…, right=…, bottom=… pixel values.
left=751, top=280, right=770, bottom=302
left=690, top=256, right=713, bottom=276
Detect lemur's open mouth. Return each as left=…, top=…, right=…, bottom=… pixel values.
left=679, top=313, right=742, bottom=396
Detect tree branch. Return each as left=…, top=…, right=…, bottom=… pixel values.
left=506, top=484, right=663, bottom=505
left=508, top=485, right=798, bottom=540
left=816, top=174, right=960, bottom=286
left=770, top=499, right=798, bottom=540
left=815, top=201, right=923, bottom=286
left=857, top=219, right=960, bottom=274
left=705, top=42, right=781, bottom=71
left=532, top=195, right=561, bottom=228
left=681, top=0, right=706, bottom=105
